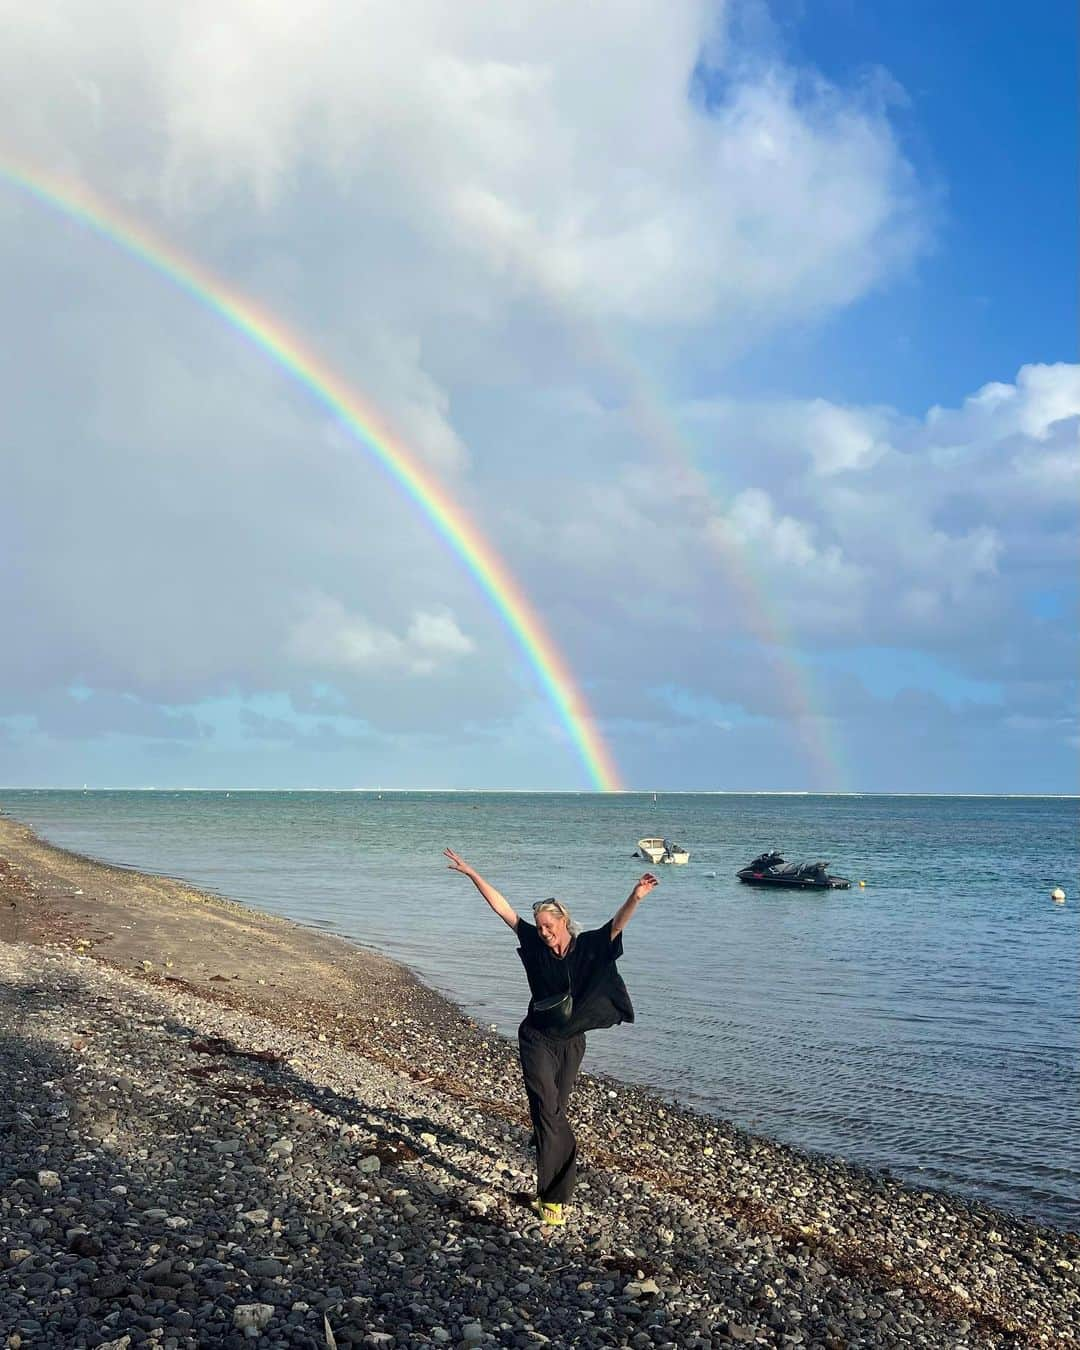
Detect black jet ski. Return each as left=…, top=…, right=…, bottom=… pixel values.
left=737, top=851, right=850, bottom=890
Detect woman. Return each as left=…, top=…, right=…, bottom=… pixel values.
left=444, top=847, right=658, bottom=1226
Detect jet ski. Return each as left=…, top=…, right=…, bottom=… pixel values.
left=737, top=851, right=850, bottom=890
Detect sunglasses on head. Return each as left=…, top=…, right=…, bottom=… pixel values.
left=533, top=898, right=564, bottom=914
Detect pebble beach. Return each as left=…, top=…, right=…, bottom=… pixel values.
left=1, top=815, right=1077, bottom=1350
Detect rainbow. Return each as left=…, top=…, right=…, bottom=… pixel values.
left=617, top=367, right=848, bottom=791
left=0, top=160, right=622, bottom=792
left=561, top=323, right=848, bottom=791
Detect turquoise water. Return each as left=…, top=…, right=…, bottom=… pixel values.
left=3, top=790, right=1077, bottom=1230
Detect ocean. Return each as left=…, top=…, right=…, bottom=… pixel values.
left=2, top=789, right=1077, bottom=1230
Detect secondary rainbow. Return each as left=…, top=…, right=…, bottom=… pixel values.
left=606, top=356, right=849, bottom=791
left=554, top=318, right=849, bottom=791
left=0, top=159, right=622, bottom=792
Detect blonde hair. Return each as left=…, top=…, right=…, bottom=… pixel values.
left=532, top=898, right=579, bottom=936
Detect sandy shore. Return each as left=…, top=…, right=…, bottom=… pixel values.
left=1, top=813, right=1077, bottom=1349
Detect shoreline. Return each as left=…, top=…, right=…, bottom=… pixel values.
left=1, top=813, right=1078, bottom=1348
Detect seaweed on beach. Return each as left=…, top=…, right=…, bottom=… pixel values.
left=188, top=1034, right=287, bottom=1065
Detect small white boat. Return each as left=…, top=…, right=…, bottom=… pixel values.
left=636, top=837, right=689, bottom=865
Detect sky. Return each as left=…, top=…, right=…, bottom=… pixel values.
left=0, top=0, right=1076, bottom=794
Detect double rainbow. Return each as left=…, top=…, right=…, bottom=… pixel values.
left=545, top=310, right=847, bottom=791
left=1, top=160, right=622, bottom=792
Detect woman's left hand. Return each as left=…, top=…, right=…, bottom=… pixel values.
left=632, top=873, right=659, bottom=901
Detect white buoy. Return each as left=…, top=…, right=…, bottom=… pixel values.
left=1051, top=887, right=1066, bottom=903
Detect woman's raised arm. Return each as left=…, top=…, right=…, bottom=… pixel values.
left=611, top=872, right=658, bottom=937
left=444, top=848, right=520, bottom=931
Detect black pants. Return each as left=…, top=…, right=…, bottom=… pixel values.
left=518, top=1020, right=586, bottom=1204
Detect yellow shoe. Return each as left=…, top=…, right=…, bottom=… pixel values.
left=529, top=1198, right=565, bottom=1226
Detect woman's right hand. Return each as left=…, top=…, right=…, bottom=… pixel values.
left=444, top=847, right=474, bottom=877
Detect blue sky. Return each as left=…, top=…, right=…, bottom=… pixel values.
left=0, top=0, right=1076, bottom=793
left=706, top=0, right=1077, bottom=413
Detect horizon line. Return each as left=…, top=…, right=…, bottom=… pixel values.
left=2, top=787, right=1077, bottom=799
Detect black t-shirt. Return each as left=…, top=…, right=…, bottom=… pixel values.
left=516, top=917, right=631, bottom=1034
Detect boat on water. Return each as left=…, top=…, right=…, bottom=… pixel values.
left=636, top=837, right=690, bottom=865
left=737, top=850, right=850, bottom=890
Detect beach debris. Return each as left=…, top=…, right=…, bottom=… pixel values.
left=600, top=1254, right=661, bottom=1279
left=464, top=1191, right=494, bottom=1218
left=233, top=1302, right=274, bottom=1334
left=624, top=1277, right=661, bottom=1298
left=250, top=1257, right=285, bottom=1277
left=359, top=1137, right=420, bottom=1166
left=323, top=1314, right=338, bottom=1349
left=722, top=1322, right=758, bottom=1343
left=189, top=1036, right=286, bottom=1065
left=36, top=1170, right=61, bottom=1192
left=190, top=1035, right=239, bottom=1054
left=186, top=1064, right=225, bottom=1081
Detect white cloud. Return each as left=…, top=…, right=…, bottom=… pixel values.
left=288, top=594, right=474, bottom=677
left=2, top=0, right=921, bottom=334
left=682, top=394, right=893, bottom=479
left=799, top=400, right=890, bottom=476
left=489, top=363, right=1074, bottom=668
left=405, top=609, right=475, bottom=659
left=927, top=362, right=1080, bottom=445
left=711, top=488, right=818, bottom=567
